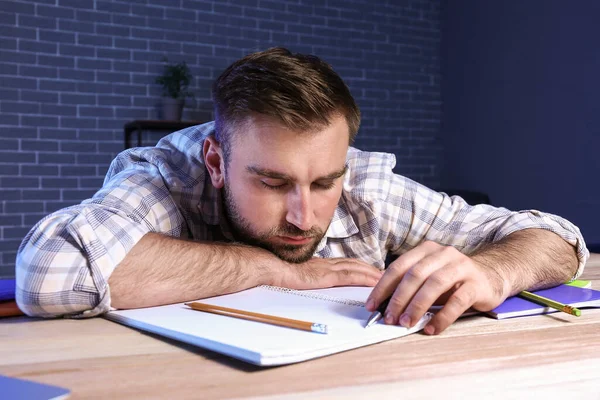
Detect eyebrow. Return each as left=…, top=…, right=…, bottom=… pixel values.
left=246, top=165, right=348, bottom=182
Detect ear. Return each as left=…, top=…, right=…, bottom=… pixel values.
left=203, top=136, right=225, bottom=189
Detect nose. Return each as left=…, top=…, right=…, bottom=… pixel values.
left=285, top=186, right=314, bottom=231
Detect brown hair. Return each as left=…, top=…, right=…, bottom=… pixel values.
left=212, top=47, right=360, bottom=160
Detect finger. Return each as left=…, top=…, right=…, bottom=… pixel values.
left=329, top=259, right=383, bottom=281
left=401, top=261, right=468, bottom=328
left=365, top=241, right=441, bottom=312
left=384, top=249, right=454, bottom=325
left=424, top=283, right=476, bottom=335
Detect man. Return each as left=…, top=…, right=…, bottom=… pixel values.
left=17, top=47, right=588, bottom=335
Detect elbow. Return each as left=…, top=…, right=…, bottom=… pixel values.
left=15, top=219, right=108, bottom=318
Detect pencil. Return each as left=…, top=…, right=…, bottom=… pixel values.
left=518, top=290, right=581, bottom=317
left=184, top=302, right=329, bottom=334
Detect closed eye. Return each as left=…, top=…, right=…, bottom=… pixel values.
left=260, top=181, right=288, bottom=190
left=312, top=181, right=336, bottom=190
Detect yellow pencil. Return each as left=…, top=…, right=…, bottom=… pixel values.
left=185, top=302, right=329, bottom=334
left=518, top=290, right=581, bottom=317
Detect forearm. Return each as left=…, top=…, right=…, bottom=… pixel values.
left=470, top=228, right=579, bottom=299
left=109, top=232, right=282, bottom=309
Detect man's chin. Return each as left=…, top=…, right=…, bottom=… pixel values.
left=267, top=243, right=317, bottom=264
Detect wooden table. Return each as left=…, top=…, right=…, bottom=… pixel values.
left=2, top=259, right=600, bottom=399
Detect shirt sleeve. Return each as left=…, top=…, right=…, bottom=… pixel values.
left=385, top=174, right=589, bottom=279
left=15, top=164, right=185, bottom=318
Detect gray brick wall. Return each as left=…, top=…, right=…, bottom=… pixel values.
left=0, top=0, right=442, bottom=277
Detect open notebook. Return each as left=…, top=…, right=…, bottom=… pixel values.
left=104, top=286, right=432, bottom=366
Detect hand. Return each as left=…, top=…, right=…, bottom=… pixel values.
left=274, top=257, right=384, bottom=290
left=365, top=241, right=507, bottom=335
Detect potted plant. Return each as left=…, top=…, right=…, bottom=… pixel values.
left=155, top=58, right=194, bottom=121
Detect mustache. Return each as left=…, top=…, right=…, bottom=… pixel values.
left=267, top=224, right=323, bottom=238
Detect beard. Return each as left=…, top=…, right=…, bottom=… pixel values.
left=222, top=183, right=326, bottom=263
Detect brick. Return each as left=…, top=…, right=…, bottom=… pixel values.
left=113, top=84, right=147, bottom=96
left=0, top=11, right=16, bottom=25
left=0, top=26, right=36, bottom=40
left=38, top=152, right=76, bottom=163
left=0, top=101, right=40, bottom=114
left=97, top=71, right=130, bottom=83
left=59, top=19, right=94, bottom=33
left=61, top=165, right=96, bottom=176
left=39, top=128, right=77, bottom=141
left=18, top=39, right=57, bottom=54
left=131, top=28, right=164, bottom=40
left=111, top=14, right=146, bottom=27
left=0, top=239, right=24, bottom=253
left=21, top=115, right=60, bottom=128
left=22, top=165, right=59, bottom=176
left=0, top=152, right=36, bottom=164
left=0, top=50, right=36, bottom=64
left=24, top=214, right=47, bottom=227
left=79, top=177, right=104, bottom=188
left=0, top=89, right=18, bottom=101
left=0, top=62, right=17, bottom=75
left=0, top=38, right=17, bottom=51
left=131, top=4, right=165, bottom=18
left=79, top=106, right=114, bottom=118
left=78, top=34, right=112, bottom=47
left=5, top=201, right=45, bottom=214
left=0, top=190, right=21, bottom=201
left=22, top=190, right=60, bottom=201
left=41, top=104, right=77, bottom=116
left=77, top=58, right=111, bottom=70
left=39, top=79, right=76, bottom=92
left=99, top=95, right=132, bottom=107
left=0, top=138, right=18, bottom=150
left=96, top=48, right=130, bottom=60
left=61, top=117, right=97, bottom=129
left=114, top=38, right=148, bottom=50
left=18, top=15, right=56, bottom=30
left=0, top=215, right=22, bottom=226
left=60, top=141, right=98, bottom=153
left=36, top=5, right=75, bottom=19
left=113, top=61, right=144, bottom=73
left=76, top=82, right=113, bottom=94
left=0, top=177, right=39, bottom=188
left=42, top=177, right=78, bottom=188
left=60, top=44, right=95, bottom=57
left=58, top=68, right=95, bottom=81
left=165, top=8, right=196, bottom=21
left=58, top=0, right=94, bottom=9
left=96, top=24, right=130, bottom=37
left=181, top=0, right=213, bottom=12
left=0, top=113, right=18, bottom=125
left=149, top=40, right=181, bottom=52
left=38, top=54, right=76, bottom=68
left=19, top=65, right=58, bottom=79
left=96, top=0, right=130, bottom=14
left=165, top=30, right=201, bottom=43
left=76, top=10, right=111, bottom=23
left=22, top=139, right=59, bottom=151
left=0, top=165, right=18, bottom=175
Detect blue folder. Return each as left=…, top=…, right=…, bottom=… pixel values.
left=0, top=278, right=16, bottom=302
left=0, top=375, right=70, bottom=400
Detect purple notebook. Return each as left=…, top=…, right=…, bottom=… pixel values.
left=0, top=375, right=70, bottom=400
left=0, top=279, right=16, bottom=302
left=488, top=284, right=600, bottom=319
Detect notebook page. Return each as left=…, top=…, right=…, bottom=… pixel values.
left=106, top=286, right=431, bottom=365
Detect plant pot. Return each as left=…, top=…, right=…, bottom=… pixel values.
left=161, top=97, right=185, bottom=121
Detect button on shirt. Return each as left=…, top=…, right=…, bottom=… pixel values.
left=16, top=122, right=589, bottom=318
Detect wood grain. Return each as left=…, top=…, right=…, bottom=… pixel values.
left=1, top=257, right=599, bottom=399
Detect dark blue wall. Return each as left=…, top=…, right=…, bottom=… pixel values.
left=0, top=0, right=442, bottom=277
left=442, top=0, right=600, bottom=246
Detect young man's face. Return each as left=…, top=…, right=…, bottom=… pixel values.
left=210, top=115, right=350, bottom=263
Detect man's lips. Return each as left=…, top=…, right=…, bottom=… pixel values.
left=274, top=236, right=313, bottom=245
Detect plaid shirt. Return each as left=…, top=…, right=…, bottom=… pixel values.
left=16, top=122, right=589, bottom=318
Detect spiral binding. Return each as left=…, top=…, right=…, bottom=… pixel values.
left=259, top=285, right=365, bottom=307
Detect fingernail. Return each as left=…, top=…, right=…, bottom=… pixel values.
left=365, top=299, right=374, bottom=310
left=399, top=314, right=411, bottom=328
left=384, top=311, right=394, bottom=324
left=424, top=324, right=435, bottom=335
